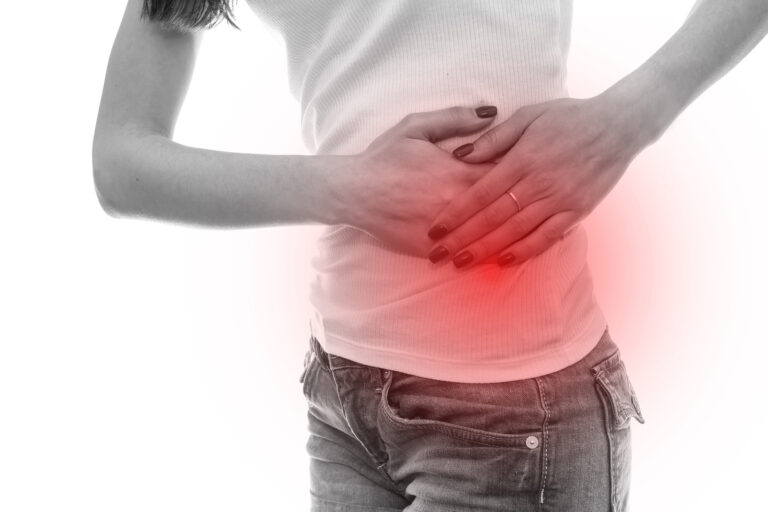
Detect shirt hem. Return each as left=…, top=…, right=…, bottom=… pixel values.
left=312, top=310, right=608, bottom=383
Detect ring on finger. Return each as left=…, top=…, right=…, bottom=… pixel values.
left=505, top=187, right=522, bottom=214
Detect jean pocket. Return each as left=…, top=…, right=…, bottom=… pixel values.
left=591, top=351, right=644, bottom=429
left=378, top=371, right=543, bottom=448
left=591, top=350, right=644, bottom=511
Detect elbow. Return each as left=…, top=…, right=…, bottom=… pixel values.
left=91, top=141, right=124, bottom=218
left=93, top=169, right=121, bottom=218
left=92, top=126, right=143, bottom=219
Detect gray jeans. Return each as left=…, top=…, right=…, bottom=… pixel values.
left=299, top=328, right=644, bottom=511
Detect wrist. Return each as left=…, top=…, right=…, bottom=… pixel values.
left=312, top=154, right=365, bottom=227
left=598, top=60, right=686, bottom=151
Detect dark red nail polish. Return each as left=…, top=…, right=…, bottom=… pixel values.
left=428, top=224, right=448, bottom=240
left=453, top=251, right=473, bottom=268
left=475, top=105, right=497, bottom=118
left=428, top=246, right=449, bottom=263
left=498, top=253, right=515, bottom=266
left=453, top=143, right=474, bottom=158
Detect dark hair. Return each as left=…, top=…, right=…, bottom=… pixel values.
left=141, top=0, right=240, bottom=32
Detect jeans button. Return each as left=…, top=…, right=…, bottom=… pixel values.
left=383, top=370, right=391, bottom=378
left=526, top=435, right=539, bottom=449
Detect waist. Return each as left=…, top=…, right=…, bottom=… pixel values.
left=307, top=224, right=606, bottom=382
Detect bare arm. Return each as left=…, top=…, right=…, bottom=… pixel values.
left=92, top=1, right=501, bottom=262
left=92, top=0, right=354, bottom=228
left=423, top=0, right=768, bottom=269
left=606, top=0, right=768, bottom=143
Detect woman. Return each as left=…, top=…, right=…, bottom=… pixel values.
left=92, top=1, right=768, bottom=510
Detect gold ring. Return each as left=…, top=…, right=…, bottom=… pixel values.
left=506, top=189, right=521, bottom=213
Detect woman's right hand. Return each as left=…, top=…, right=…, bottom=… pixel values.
left=347, top=106, right=498, bottom=259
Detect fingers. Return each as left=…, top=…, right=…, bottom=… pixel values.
left=426, top=155, right=525, bottom=241
left=398, top=106, right=498, bottom=142
left=427, top=199, right=549, bottom=266
left=496, top=213, right=577, bottom=267
left=430, top=208, right=576, bottom=270
left=457, top=161, right=498, bottom=187
left=452, top=105, right=544, bottom=163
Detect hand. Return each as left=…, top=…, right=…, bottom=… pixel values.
left=424, top=93, right=652, bottom=269
left=349, top=106, right=499, bottom=259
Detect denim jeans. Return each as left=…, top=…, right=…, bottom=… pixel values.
left=299, top=328, right=644, bottom=511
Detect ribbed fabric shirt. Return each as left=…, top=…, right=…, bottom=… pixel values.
left=247, top=0, right=608, bottom=383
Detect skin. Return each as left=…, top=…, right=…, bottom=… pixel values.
left=93, top=0, right=493, bottom=260
left=425, top=0, right=768, bottom=270
left=94, top=0, right=768, bottom=269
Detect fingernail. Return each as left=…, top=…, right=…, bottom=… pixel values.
left=452, top=143, right=474, bottom=158
left=428, top=224, right=448, bottom=240
left=498, top=253, right=515, bottom=266
left=453, top=251, right=473, bottom=268
left=428, top=246, right=449, bottom=263
left=475, top=105, right=497, bottom=118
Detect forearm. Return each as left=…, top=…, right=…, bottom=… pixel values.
left=92, top=128, right=358, bottom=229
left=601, top=0, right=768, bottom=146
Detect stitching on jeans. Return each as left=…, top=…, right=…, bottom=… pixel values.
left=327, top=363, right=380, bottom=462
left=379, top=374, right=532, bottom=447
left=379, top=400, right=532, bottom=445
left=535, top=377, right=550, bottom=507
left=327, top=359, right=395, bottom=476
left=379, top=410, right=531, bottom=448
left=595, top=382, right=617, bottom=511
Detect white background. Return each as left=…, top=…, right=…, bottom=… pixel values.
left=1, top=1, right=766, bottom=510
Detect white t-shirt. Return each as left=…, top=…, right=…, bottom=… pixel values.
left=247, top=0, right=607, bottom=382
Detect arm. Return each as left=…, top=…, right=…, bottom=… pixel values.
left=607, top=0, right=768, bottom=145
left=424, top=0, right=768, bottom=269
left=93, top=1, right=497, bottom=259
left=92, top=0, right=353, bottom=228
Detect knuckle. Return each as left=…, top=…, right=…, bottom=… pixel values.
left=442, top=232, right=465, bottom=253
left=514, top=241, right=536, bottom=259
left=399, top=112, right=418, bottom=128
left=515, top=150, right=536, bottom=170
left=440, top=215, right=463, bottom=241
left=438, top=206, right=460, bottom=230
left=518, top=104, right=543, bottom=118
left=501, top=216, right=526, bottom=241
left=530, top=172, right=555, bottom=193
left=569, top=192, right=592, bottom=213
left=481, top=203, right=508, bottom=227
left=480, top=129, right=500, bottom=151
left=540, top=224, right=563, bottom=242
left=516, top=105, right=533, bottom=117
left=471, top=181, right=497, bottom=206
left=447, top=106, right=465, bottom=121
left=468, top=239, right=487, bottom=258
left=460, top=166, right=486, bottom=185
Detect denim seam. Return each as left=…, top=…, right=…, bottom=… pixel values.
left=379, top=410, right=532, bottom=448
left=609, top=393, right=619, bottom=510
left=379, top=375, right=533, bottom=448
left=595, top=381, right=618, bottom=511
left=327, top=364, right=386, bottom=468
left=377, top=372, right=414, bottom=493
left=535, top=377, right=550, bottom=507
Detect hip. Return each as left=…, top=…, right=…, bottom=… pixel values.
left=299, top=327, right=645, bottom=511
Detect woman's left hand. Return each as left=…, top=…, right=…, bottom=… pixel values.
left=425, top=93, right=653, bottom=269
